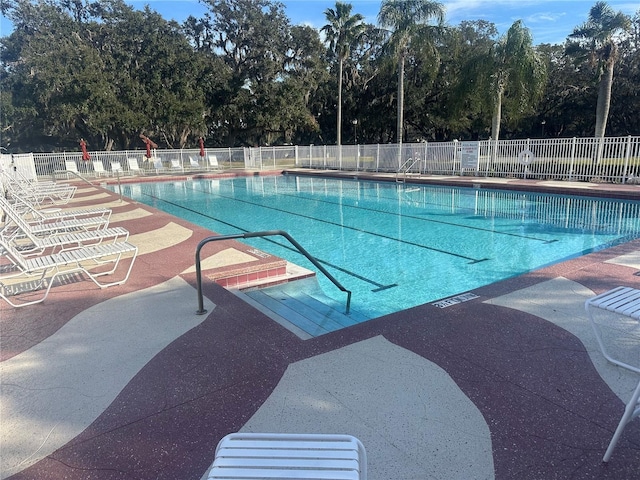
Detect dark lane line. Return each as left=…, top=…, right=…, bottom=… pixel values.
left=141, top=193, right=397, bottom=290
left=232, top=179, right=558, bottom=244
left=180, top=184, right=490, bottom=264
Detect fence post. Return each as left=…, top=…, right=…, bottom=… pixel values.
left=622, top=135, right=632, bottom=184
left=524, top=138, right=531, bottom=180
left=569, top=137, right=577, bottom=180
left=376, top=144, right=380, bottom=172
left=423, top=141, right=428, bottom=174
left=453, top=139, right=458, bottom=175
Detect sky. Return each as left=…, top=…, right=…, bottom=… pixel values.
left=1, top=1, right=638, bottom=45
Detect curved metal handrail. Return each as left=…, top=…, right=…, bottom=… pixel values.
left=53, top=169, right=96, bottom=187
left=195, top=230, right=351, bottom=315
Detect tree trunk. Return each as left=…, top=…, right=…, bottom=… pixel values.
left=337, top=58, right=343, bottom=146
left=490, top=87, right=504, bottom=166
left=595, top=59, right=615, bottom=138
left=396, top=53, right=405, bottom=168
left=397, top=53, right=405, bottom=144
left=491, top=89, right=503, bottom=141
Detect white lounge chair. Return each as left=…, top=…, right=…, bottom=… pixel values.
left=208, top=155, right=222, bottom=171
left=4, top=167, right=59, bottom=189
left=0, top=195, right=109, bottom=239
left=64, top=160, right=79, bottom=179
left=2, top=170, right=76, bottom=206
left=188, top=156, right=201, bottom=170
left=6, top=221, right=128, bottom=256
left=8, top=193, right=111, bottom=224
left=92, top=161, right=108, bottom=177
left=586, top=287, right=640, bottom=462
left=207, top=433, right=367, bottom=479
left=1, top=198, right=126, bottom=256
left=110, top=161, right=127, bottom=176
left=170, top=159, right=183, bottom=172
left=7, top=182, right=76, bottom=206
left=153, top=158, right=164, bottom=173
left=0, top=235, right=138, bottom=308
left=127, top=157, right=145, bottom=175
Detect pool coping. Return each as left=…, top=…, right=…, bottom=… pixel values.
left=283, top=168, right=640, bottom=200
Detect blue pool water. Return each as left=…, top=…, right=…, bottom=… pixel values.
left=113, top=176, right=640, bottom=318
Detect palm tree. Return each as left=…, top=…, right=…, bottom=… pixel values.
left=377, top=0, right=444, bottom=144
left=488, top=21, right=546, bottom=140
left=454, top=20, right=545, bottom=141
left=567, top=1, right=630, bottom=138
left=321, top=2, right=365, bottom=146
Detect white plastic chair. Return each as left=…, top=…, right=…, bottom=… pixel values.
left=586, top=286, right=640, bottom=461
left=64, top=160, right=79, bottom=179
left=207, top=433, right=367, bottom=479
left=153, top=157, right=164, bottom=173
left=127, top=157, right=145, bottom=175
left=110, top=161, right=127, bottom=176
left=9, top=192, right=111, bottom=224
left=208, top=155, right=222, bottom=171
left=92, top=160, right=107, bottom=177
left=0, top=199, right=127, bottom=256
left=2, top=169, right=76, bottom=206
left=189, top=156, right=200, bottom=169
left=170, top=159, right=183, bottom=172
left=0, top=195, right=109, bottom=238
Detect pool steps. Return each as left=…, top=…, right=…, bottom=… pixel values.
left=236, top=278, right=368, bottom=339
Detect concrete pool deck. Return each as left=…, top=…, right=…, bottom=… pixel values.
left=2, top=172, right=640, bottom=479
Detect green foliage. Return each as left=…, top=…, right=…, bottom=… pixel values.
left=0, top=0, right=639, bottom=153
left=321, top=1, right=366, bottom=145
left=378, top=0, right=445, bottom=142
left=565, top=1, right=631, bottom=137
left=453, top=20, right=546, bottom=140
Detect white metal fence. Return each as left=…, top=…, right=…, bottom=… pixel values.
left=297, top=136, right=640, bottom=184
left=2, top=136, right=640, bottom=184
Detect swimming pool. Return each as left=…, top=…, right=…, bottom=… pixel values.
left=113, top=175, right=640, bottom=318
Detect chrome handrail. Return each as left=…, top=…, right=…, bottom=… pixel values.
left=54, top=168, right=124, bottom=200
left=195, top=230, right=352, bottom=315
left=53, top=169, right=96, bottom=187
left=395, top=157, right=422, bottom=183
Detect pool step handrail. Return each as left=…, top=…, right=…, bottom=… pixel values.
left=195, top=230, right=352, bottom=316
left=395, top=157, right=422, bottom=183
left=53, top=168, right=96, bottom=187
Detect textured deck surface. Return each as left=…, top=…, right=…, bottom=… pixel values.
left=3, top=172, right=640, bottom=479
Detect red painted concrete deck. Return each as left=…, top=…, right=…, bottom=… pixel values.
left=3, top=172, right=640, bottom=479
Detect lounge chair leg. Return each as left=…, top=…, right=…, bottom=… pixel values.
left=603, top=379, right=640, bottom=462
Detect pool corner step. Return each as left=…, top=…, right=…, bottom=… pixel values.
left=237, top=282, right=369, bottom=339
left=212, top=261, right=315, bottom=290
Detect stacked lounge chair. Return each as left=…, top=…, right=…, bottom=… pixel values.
left=0, top=196, right=109, bottom=237
left=1, top=168, right=76, bottom=206
left=9, top=193, right=111, bottom=224
left=0, top=196, right=128, bottom=256
left=0, top=181, right=137, bottom=307
left=0, top=235, right=138, bottom=307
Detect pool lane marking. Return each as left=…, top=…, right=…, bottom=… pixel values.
left=141, top=194, right=398, bottom=291
left=233, top=182, right=561, bottom=245
left=172, top=186, right=490, bottom=265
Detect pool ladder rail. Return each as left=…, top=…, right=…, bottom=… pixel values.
left=195, top=230, right=352, bottom=316
left=396, top=157, right=423, bottom=183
